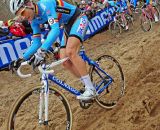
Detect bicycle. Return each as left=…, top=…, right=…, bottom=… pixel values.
left=7, top=46, right=125, bottom=130
left=109, top=10, right=134, bottom=37
left=140, top=4, right=160, bottom=32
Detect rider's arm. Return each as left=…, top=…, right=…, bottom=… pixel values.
left=40, top=2, right=60, bottom=51
left=23, top=22, right=42, bottom=60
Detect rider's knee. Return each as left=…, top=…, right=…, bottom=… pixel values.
left=62, top=60, right=71, bottom=68
left=66, top=49, right=76, bottom=59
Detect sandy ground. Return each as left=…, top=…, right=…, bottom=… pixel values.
left=0, top=20, right=160, bottom=130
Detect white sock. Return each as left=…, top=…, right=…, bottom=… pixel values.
left=81, top=74, right=95, bottom=90
left=80, top=78, right=85, bottom=85
left=154, top=14, right=158, bottom=19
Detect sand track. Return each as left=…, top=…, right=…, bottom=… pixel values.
left=0, top=21, right=160, bottom=130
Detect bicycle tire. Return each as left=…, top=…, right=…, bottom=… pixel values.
left=7, top=86, right=72, bottom=130
left=109, top=21, right=122, bottom=37
left=89, top=55, right=125, bottom=109
left=140, top=14, right=152, bottom=32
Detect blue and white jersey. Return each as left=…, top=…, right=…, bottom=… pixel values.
left=23, top=0, right=78, bottom=60
left=116, top=0, right=128, bottom=12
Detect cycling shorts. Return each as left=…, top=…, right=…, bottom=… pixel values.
left=61, top=8, right=89, bottom=48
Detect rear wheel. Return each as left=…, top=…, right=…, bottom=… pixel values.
left=7, top=86, right=72, bottom=130
left=89, top=55, right=125, bottom=109
left=140, top=14, right=152, bottom=32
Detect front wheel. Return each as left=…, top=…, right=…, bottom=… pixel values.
left=89, top=55, right=125, bottom=109
left=109, top=21, right=122, bottom=37
left=7, top=86, right=72, bottom=130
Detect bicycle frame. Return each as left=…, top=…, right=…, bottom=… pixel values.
left=48, top=46, right=113, bottom=96
left=6, top=44, right=114, bottom=125
left=114, top=10, right=129, bottom=28
left=38, top=46, right=113, bottom=124
left=141, top=6, right=155, bottom=21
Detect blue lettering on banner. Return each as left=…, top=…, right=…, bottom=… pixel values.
left=0, top=36, right=31, bottom=68
left=84, top=7, right=115, bottom=40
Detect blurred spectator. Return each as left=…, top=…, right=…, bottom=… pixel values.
left=97, top=0, right=105, bottom=10
left=78, top=0, right=109, bottom=19
left=85, top=1, right=92, bottom=10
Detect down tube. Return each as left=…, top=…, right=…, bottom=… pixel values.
left=48, top=74, right=81, bottom=96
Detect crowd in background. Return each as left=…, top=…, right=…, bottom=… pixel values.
left=77, top=0, right=106, bottom=19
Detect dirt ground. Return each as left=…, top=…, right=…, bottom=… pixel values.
left=0, top=20, right=160, bottom=130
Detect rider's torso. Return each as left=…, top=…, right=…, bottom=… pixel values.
left=32, top=0, right=77, bottom=25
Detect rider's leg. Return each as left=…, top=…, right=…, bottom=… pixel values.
left=59, top=31, right=81, bottom=78
left=64, top=14, right=95, bottom=100
left=60, top=48, right=81, bottom=78
left=66, top=37, right=95, bottom=91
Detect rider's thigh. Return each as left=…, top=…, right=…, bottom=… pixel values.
left=66, top=14, right=89, bottom=56
left=69, top=15, right=88, bottom=42
left=66, top=37, right=81, bottom=56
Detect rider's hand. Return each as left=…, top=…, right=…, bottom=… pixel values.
left=9, top=58, right=24, bottom=72
left=29, top=49, right=46, bottom=67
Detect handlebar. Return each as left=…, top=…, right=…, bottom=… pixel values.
left=17, top=57, right=69, bottom=78
left=17, top=61, right=32, bottom=78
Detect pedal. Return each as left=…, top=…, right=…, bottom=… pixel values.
left=79, top=88, right=85, bottom=93
left=81, top=99, right=94, bottom=103
left=79, top=99, right=94, bottom=109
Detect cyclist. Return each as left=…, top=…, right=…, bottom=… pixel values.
left=143, top=0, right=159, bottom=22
left=103, top=0, right=129, bottom=30
left=9, top=0, right=96, bottom=100
left=103, top=0, right=119, bottom=15
left=125, top=0, right=134, bottom=19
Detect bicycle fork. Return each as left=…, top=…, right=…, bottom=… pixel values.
left=39, top=73, right=49, bottom=125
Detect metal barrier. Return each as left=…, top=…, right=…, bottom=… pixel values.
left=0, top=0, right=13, bottom=21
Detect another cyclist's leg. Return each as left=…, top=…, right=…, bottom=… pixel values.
left=148, top=4, right=159, bottom=22
left=128, top=5, right=134, bottom=17
left=127, top=0, right=133, bottom=17
left=66, top=15, right=96, bottom=100
left=121, top=11, right=129, bottom=30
